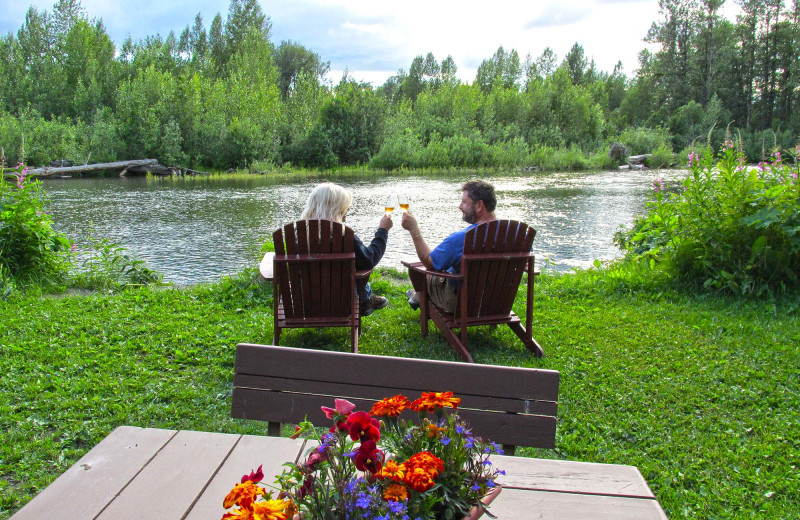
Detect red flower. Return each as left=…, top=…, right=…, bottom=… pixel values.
left=353, top=439, right=384, bottom=473
left=346, top=411, right=381, bottom=442
left=321, top=398, right=356, bottom=419
left=240, top=464, right=264, bottom=483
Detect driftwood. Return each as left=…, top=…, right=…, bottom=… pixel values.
left=627, top=154, right=652, bottom=166
left=20, top=159, right=159, bottom=178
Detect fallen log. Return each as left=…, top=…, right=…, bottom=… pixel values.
left=627, top=154, right=652, bottom=166
left=17, top=159, right=159, bottom=178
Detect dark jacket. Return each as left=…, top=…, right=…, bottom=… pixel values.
left=354, top=227, right=388, bottom=270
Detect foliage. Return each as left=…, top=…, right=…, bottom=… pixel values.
left=69, top=235, right=163, bottom=291
left=222, top=393, right=503, bottom=520
left=0, top=162, right=70, bottom=288
left=615, top=142, right=800, bottom=295
left=618, top=126, right=672, bottom=156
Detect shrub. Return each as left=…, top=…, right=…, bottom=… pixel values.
left=618, top=127, right=672, bottom=155
left=70, top=235, right=163, bottom=291
left=615, top=142, right=800, bottom=296
left=0, top=163, right=71, bottom=287
left=645, top=144, right=675, bottom=168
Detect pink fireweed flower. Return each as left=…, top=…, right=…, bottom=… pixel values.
left=771, top=151, right=782, bottom=167
left=688, top=152, right=696, bottom=168
left=722, top=139, right=735, bottom=152
left=651, top=178, right=663, bottom=192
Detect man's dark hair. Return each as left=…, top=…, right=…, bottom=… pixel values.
left=462, top=180, right=496, bottom=212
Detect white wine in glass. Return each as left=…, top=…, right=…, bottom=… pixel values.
left=384, top=194, right=396, bottom=215
left=398, top=194, right=410, bottom=212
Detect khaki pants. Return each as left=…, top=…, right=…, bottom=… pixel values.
left=427, top=275, right=458, bottom=313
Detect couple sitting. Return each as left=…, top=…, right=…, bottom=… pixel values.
left=299, top=180, right=498, bottom=316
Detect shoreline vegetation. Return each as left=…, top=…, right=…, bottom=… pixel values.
left=1, top=268, right=798, bottom=520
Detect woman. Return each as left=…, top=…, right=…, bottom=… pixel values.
left=300, top=182, right=393, bottom=315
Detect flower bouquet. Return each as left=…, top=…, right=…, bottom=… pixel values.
left=222, top=392, right=505, bottom=520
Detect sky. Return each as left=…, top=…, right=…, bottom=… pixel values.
left=2, top=0, right=743, bottom=86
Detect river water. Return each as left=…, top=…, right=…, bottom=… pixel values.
left=42, top=170, right=685, bottom=285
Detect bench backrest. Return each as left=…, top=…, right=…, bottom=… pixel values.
left=232, top=344, right=559, bottom=450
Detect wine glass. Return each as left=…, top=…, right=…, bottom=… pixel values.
left=384, top=194, right=396, bottom=216
left=398, top=193, right=409, bottom=213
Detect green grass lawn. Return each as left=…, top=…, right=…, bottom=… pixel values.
left=1, top=269, right=798, bottom=519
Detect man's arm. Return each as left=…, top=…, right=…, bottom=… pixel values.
left=401, top=212, right=434, bottom=269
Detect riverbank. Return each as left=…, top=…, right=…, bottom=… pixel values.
left=1, top=269, right=798, bottom=519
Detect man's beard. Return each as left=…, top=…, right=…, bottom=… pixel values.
left=462, top=210, right=476, bottom=224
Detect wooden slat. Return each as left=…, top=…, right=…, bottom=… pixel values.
left=184, top=435, right=307, bottom=520
left=232, top=374, right=558, bottom=416
left=231, top=389, right=557, bottom=448
left=488, top=487, right=668, bottom=520
left=96, top=430, right=240, bottom=520
left=493, top=456, right=656, bottom=499
left=234, top=345, right=559, bottom=402
left=10, top=426, right=175, bottom=520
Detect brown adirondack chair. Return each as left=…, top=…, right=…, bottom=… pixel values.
left=402, top=220, right=543, bottom=363
left=272, top=220, right=368, bottom=353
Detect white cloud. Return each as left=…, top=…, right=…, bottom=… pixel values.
left=0, top=0, right=744, bottom=87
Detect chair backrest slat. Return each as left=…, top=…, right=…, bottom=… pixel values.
left=273, top=220, right=356, bottom=320
left=460, top=220, right=536, bottom=319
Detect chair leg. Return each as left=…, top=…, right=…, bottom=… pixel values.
left=508, top=322, right=544, bottom=357
left=272, top=326, right=282, bottom=345
left=351, top=324, right=359, bottom=353
left=429, top=312, right=473, bottom=363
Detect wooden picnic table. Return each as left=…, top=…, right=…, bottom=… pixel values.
left=10, top=426, right=668, bottom=519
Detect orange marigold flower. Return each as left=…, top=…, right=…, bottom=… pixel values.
left=383, top=483, right=410, bottom=502
left=413, top=391, right=460, bottom=412
left=375, top=459, right=407, bottom=482
left=403, top=466, right=437, bottom=492
left=252, top=499, right=290, bottom=520
left=222, top=507, right=255, bottom=520
left=406, top=451, right=444, bottom=477
left=370, top=395, right=410, bottom=417
left=425, top=424, right=447, bottom=439
left=224, top=481, right=266, bottom=509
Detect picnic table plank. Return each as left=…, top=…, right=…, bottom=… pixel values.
left=96, top=429, right=239, bottom=520
left=494, top=455, right=656, bottom=499
left=11, top=426, right=175, bottom=520
left=184, top=435, right=307, bottom=520
left=489, top=487, right=669, bottom=519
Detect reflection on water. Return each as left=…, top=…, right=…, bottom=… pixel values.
left=43, top=170, right=685, bottom=285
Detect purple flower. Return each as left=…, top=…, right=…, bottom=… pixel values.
left=497, top=469, right=506, bottom=476
left=482, top=460, right=493, bottom=466
left=486, top=479, right=497, bottom=488
left=471, top=483, right=481, bottom=491
left=440, top=436, right=451, bottom=446
left=388, top=501, right=406, bottom=514
left=652, top=178, right=663, bottom=192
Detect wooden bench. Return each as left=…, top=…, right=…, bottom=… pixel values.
left=231, top=344, right=560, bottom=454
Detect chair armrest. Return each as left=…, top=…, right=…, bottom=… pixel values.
left=355, top=268, right=374, bottom=282
left=401, top=260, right=462, bottom=280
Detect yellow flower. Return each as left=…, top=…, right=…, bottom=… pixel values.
left=425, top=424, right=447, bottom=439
left=383, top=483, right=410, bottom=502
left=375, top=459, right=406, bottom=482
left=252, top=499, right=290, bottom=520
left=224, top=481, right=266, bottom=509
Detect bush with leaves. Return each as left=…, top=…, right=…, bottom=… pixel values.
left=615, top=142, right=800, bottom=296
left=0, top=163, right=71, bottom=288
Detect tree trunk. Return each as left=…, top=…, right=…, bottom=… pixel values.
left=18, top=159, right=159, bottom=178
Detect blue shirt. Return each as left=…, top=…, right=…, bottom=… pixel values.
left=429, top=223, right=480, bottom=286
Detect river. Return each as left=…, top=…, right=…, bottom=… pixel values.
left=42, top=169, right=685, bottom=285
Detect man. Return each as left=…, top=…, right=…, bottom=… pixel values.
left=401, top=180, right=497, bottom=312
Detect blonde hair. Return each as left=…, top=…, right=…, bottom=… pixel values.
left=300, top=182, right=352, bottom=223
